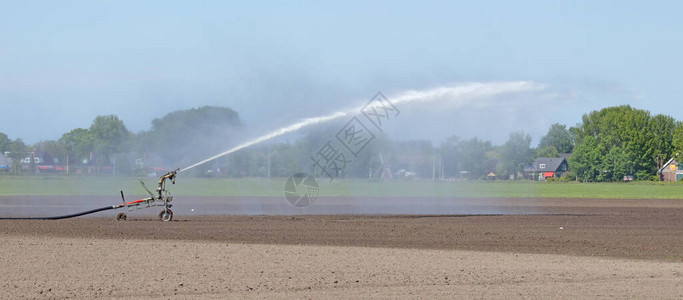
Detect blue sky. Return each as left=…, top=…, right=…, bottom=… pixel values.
left=1, top=1, right=681, bottom=145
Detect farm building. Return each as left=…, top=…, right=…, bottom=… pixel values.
left=524, top=157, right=568, bottom=180
left=0, top=152, right=11, bottom=171
left=657, top=158, right=683, bottom=182
left=21, top=151, right=63, bottom=173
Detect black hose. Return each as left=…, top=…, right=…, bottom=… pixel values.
left=0, top=205, right=115, bottom=220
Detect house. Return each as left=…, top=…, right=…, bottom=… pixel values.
left=525, top=157, right=568, bottom=180
left=484, top=158, right=499, bottom=175
left=657, top=158, right=683, bottom=182
left=22, top=151, right=62, bottom=173
left=0, top=152, right=11, bottom=171
left=136, top=153, right=170, bottom=177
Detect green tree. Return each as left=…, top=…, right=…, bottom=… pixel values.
left=457, top=137, right=492, bottom=179
left=0, top=132, right=10, bottom=153
left=649, top=114, right=677, bottom=170
left=59, top=128, right=94, bottom=167
left=89, top=115, right=131, bottom=170
left=538, top=123, right=574, bottom=153
left=570, top=105, right=676, bottom=181
left=499, top=132, right=533, bottom=179
left=7, top=139, right=27, bottom=174
left=673, top=122, right=683, bottom=160
left=145, top=106, right=242, bottom=167
left=35, top=140, right=65, bottom=165
left=439, top=136, right=460, bottom=178
left=266, top=143, right=300, bottom=177
left=570, top=136, right=606, bottom=182
left=604, top=147, right=635, bottom=181
left=90, top=115, right=130, bottom=155
left=536, top=145, right=560, bottom=158
left=344, top=133, right=394, bottom=179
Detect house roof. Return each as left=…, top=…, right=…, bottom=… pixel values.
left=657, top=157, right=677, bottom=174
left=526, top=157, right=567, bottom=172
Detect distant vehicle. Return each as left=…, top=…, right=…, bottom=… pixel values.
left=21, top=157, right=41, bottom=164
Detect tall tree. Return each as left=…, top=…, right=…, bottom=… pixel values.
left=649, top=114, right=677, bottom=170
left=570, top=105, right=676, bottom=181
left=538, top=123, right=574, bottom=153
left=570, top=136, right=607, bottom=182
left=673, top=122, right=683, bottom=160
left=457, top=137, right=492, bottom=179
left=35, top=140, right=65, bottom=165
left=0, top=132, right=10, bottom=153
left=536, top=145, right=560, bottom=158
left=146, top=106, right=242, bottom=167
left=59, top=128, right=94, bottom=165
left=89, top=115, right=131, bottom=166
left=499, top=132, right=533, bottom=179
left=439, top=136, right=460, bottom=178
left=7, top=139, right=27, bottom=174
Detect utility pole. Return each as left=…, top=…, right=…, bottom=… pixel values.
left=33, top=151, right=37, bottom=175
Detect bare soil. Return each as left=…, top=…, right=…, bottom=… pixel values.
left=1, top=197, right=683, bottom=298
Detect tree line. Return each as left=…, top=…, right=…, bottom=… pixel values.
left=0, top=106, right=242, bottom=175
left=1, top=105, right=682, bottom=181
left=437, top=105, right=683, bottom=182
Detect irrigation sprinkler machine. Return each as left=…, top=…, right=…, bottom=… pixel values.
left=116, top=169, right=179, bottom=222
left=0, top=169, right=181, bottom=221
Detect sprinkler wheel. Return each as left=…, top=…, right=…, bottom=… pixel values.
left=159, top=209, right=173, bottom=222
left=116, top=212, right=127, bottom=221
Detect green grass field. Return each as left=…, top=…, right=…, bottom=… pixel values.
left=1, top=175, right=683, bottom=199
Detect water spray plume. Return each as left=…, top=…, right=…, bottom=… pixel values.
left=179, top=111, right=347, bottom=172
left=179, top=81, right=544, bottom=173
